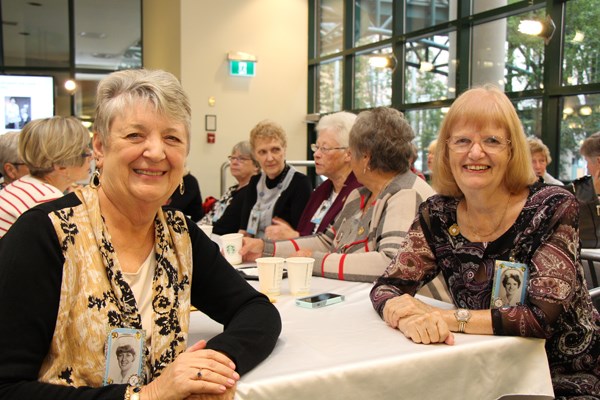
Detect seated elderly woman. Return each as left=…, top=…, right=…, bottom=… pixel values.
left=527, top=136, right=563, bottom=185
left=200, top=141, right=259, bottom=234
left=0, top=69, right=281, bottom=400
left=264, top=111, right=361, bottom=240
left=370, top=85, right=599, bottom=398
left=579, top=131, right=600, bottom=198
left=239, top=120, right=312, bottom=238
left=0, top=131, right=29, bottom=190
left=241, top=107, right=447, bottom=292
left=0, top=116, right=92, bottom=237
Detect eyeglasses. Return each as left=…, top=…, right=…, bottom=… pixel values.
left=10, top=162, right=25, bottom=166
left=81, top=151, right=93, bottom=159
left=446, top=135, right=511, bottom=154
left=310, top=144, right=348, bottom=154
left=228, top=155, right=251, bottom=163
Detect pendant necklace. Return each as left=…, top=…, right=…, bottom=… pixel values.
left=464, top=193, right=512, bottom=240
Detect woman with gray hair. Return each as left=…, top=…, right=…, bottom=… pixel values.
left=0, top=69, right=281, bottom=400
left=0, top=117, right=91, bottom=237
left=241, top=107, right=444, bottom=288
left=200, top=140, right=260, bottom=234
left=264, top=111, right=362, bottom=240
left=0, top=131, right=29, bottom=190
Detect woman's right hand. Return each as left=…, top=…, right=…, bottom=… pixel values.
left=383, top=294, right=454, bottom=345
left=141, top=340, right=239, bottom=400
left=239, top=237, right=265, bottom=262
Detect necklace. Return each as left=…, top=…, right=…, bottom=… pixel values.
left=463, top=193, right=512, bottom=240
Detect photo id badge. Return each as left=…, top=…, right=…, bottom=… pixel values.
left=310, top=199, right=332, bottom=225
left=490, top=260, right=529, bottom=309
left=103, top=328, right=145, bottom=386
left=247, top=209, right=261, bottom=236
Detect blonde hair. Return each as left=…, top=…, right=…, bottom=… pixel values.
left=527, top=136, right=552, bottom=164
left=433, top=85, right=536, bottom=197
left=93, top=69, right=191, bottom=152
left=249, top=120, right=287, bottom=150
left=19, top=117, right=91, bottom=178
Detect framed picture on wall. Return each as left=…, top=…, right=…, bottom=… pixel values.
left=205, top=114, right=217, bottom=131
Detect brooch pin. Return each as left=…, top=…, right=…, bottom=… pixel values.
left=448, top=223, right=460, bottom=236
left=358, top=226, right=365, bottom=235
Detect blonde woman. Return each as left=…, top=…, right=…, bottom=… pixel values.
left=0, top=117, right=91, bottom=237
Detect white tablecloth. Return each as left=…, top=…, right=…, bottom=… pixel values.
left=189, top=277, right=554, bottom=400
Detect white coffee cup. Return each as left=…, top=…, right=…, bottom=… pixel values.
left=256, top=257, right=286, bottom=296
left=220, top=233, right=243, bottom=265
left=198, top=224, right=213, bottom=237
left=285, top=257, right=314, bottom=296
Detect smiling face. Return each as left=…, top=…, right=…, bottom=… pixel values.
left=504, top=277, right=519, bottom=295
left=313, top=128, right=350, bottom=178
left=448, top=124, right=510, bottom=195
left=253, top=137, right=286, bottom=179
left=93, top=101, right=188, bottom=210
left=118, top=352, right=134, bottom=370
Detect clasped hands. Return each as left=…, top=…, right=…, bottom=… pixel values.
left=141, top=340, right=238, bottom=400
left=383, top=294, right=454, bottom=346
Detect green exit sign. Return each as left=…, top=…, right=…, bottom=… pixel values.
left=229, top=60, right=256, bottom=77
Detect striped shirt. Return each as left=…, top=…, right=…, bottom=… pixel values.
left=0, top=175, right=63, bottom=237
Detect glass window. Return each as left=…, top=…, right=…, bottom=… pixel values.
left=1, top=0, right=70, bottom=67
left=405, top=33, right=456, bottom=103
left=404, top=107, right=446, bottom=176
left=75, top=0, right=141, bottom=70
left=559, top=93, right=600, bottom=181
left=472, top=11, right=545, bottom=91
left=354, top=48, right=392, bottom=109
left=318, top=59, right=343, bottom=113
left=320, top=0, right=344, bottom=56
left=473, top=0, right=522, bottom=14
left=355, top=0, right=393, bottom=46
left=73, top=73, right=103, bottom=120
left=563, top=0, right=600, bottom=86
left=514, top=98, right=543, bottom=138
left=405, top=0, right=450, bottom=34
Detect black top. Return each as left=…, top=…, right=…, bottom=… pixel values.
left=167, top=173, right=204, bottom=222
left=239, top=168, right=312, bottom=232
left=212, top=184, right=250, bottom=235
left=0, top=193, right=281, bottom=399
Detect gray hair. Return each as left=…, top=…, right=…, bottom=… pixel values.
left=316, top=112, right=357, bottom=147
left=581, top=132, right=600, bottom=158
left=349, top=107, right=414, bottom=174
left=19, top=117, right=91, bottom=178
left=0, top=132, right=22, bottom=172
left=93, top=69, right=191, bottom=152
left=232, top=140, right=259, bottom=169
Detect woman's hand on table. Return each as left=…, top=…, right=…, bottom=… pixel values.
left=142, top=340, right=239, bottom=400
left=383, top=294, right=454, bottom=345
left=240, top=237, right=265, bottom=262
left=184, top=385, right=236, bottom=400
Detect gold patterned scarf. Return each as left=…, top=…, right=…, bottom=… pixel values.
left=38, top=186, right=193, bottom=387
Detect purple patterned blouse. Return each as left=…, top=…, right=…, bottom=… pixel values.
left=371, top=183, right=600, bottom=398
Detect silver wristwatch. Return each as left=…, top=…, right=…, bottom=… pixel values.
left=454, top=308, right=472, bottom=333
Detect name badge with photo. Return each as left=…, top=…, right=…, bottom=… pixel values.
left=103, top=328, right=146, bottom=386
left=310, top=199, right=332, bottom=225
left=247, top=209, right=261, bottom=236
left=490, top=260, right=529, bottom=309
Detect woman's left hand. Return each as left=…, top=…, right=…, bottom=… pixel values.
left=383, top=294, right=454, bottom=345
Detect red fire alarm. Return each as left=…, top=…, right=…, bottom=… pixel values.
left=207, top=132, right=216, bottom=143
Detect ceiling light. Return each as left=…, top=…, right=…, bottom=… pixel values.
left=580, top=106, right=592, bottom=116
left=369, top=54, right=396, bottom=70
left=64, top=80, right=77, bottom=93
left=419, top=61, right=434, bottom=72
left=563, top=107, right=574, bottom=115
left=518, top=16, right=556, bottom=45
left=572, top=31, right=585, bottom=43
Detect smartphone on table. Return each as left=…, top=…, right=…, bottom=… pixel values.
left=295, top=293, right=345, bottom=309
